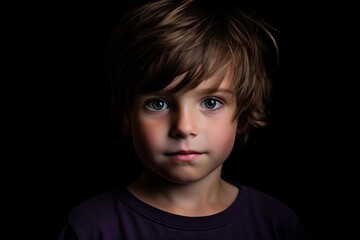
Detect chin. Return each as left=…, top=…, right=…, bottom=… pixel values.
left=161, top=172, right=208, bottom=185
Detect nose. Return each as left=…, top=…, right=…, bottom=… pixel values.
left=170, top=106, right=198, bottom=139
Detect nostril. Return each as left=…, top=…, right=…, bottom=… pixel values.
left=169, top=107, right=198, bottom=139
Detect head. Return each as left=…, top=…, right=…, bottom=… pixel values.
left=107, top=0, right=278, bottom=145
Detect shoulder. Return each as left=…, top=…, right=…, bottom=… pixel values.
left=236, top=184, right=309, bottom=239
left=245, top=185, right=297, bottom=216
left=57, top=187, right=127, bottom=239
left=70, top=188, right=118, bottom=213
left=66, top=186, right=126, bottom=230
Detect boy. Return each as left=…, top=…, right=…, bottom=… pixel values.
left=57, top=0, right=309, bottom=239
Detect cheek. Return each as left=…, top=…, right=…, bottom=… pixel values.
left=205, top=121, right=238, bottom=157
left=130, top=116, right=166, bottom=157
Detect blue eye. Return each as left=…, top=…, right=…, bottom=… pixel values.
left=145, top=99, right=169, bottom=111
left=200, top=98, right=223, bottom=110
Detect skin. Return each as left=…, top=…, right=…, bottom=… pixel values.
left=128, top=74, right=240, bottom=216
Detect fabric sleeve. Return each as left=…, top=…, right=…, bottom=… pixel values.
left=56, top=218, right=78, bottom=240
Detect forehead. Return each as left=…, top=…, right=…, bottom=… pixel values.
left=163, top=71, right=235, bottom=93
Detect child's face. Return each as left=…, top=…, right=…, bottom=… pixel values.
left=129, top=74, right=238, bottom=184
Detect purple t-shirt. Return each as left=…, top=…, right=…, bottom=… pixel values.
left=57, top=184, right=309, bottom=240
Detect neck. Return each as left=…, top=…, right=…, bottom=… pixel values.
left=128, top=168, right=238, bottom=216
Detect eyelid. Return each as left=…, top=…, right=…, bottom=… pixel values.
left=143, top=97, right=168, bottom=103
left=201, top=96, right=225, bottom=104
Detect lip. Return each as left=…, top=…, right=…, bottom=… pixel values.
left=165, top=150, right=203, bottom=162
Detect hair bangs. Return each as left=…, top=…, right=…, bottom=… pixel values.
left=135, top=34, right=235, bottom=95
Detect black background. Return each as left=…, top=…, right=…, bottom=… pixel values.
left=8, top=1, right=356, bottom=239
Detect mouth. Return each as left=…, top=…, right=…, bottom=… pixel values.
left=165, top=150, right=204, bottom=162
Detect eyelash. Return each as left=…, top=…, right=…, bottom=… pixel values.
left=145, top=99, right=169, bottom=111
left=144, top=97, right=224, bottom=112
left=200, top=98, right=224, bottom=111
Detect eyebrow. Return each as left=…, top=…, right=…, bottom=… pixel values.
left=197, top=88, right=234, bottom=95
left=138, top=88, right=234, bottom=96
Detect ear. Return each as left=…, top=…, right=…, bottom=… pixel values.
left=236, top=120, right=248, bottom=134
left=122, top=115, right=131, bottom=137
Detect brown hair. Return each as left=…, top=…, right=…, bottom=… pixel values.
left=107, top=0, right=279, bottom=142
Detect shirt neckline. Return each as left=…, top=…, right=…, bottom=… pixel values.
left=117, top=183, right=250, bottom=230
